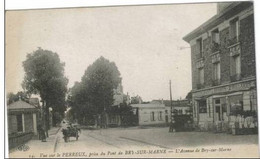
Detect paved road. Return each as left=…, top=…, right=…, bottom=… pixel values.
left=55, top=127, right=258, bottom=158
left=56, top=128, right=163, bottom=153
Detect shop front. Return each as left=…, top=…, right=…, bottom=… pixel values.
left=192, top=78, right=257, bottom=134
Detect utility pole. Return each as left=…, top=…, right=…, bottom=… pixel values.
left=169, top=80, right=173, bottom=123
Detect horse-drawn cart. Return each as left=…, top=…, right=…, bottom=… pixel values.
left=62, top=125, right=80, bottom=142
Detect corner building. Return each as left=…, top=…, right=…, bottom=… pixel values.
left=183, top=2, right=257, bottom=131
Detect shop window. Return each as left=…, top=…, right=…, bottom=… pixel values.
left=199, top=100, right=207, bottom=113
left=229, top=95, right=243, bottom=115
left=215, top=99, right=220, bottom=104
left=222, top=104, right=227, bottom=113
left=16, top=114, right=23, bottom=132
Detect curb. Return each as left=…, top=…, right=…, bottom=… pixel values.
left=53, top=127, right=62, bottom=153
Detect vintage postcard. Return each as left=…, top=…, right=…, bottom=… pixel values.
left=5, top=1, right=259, bottom=158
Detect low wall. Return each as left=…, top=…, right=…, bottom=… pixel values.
left=8, top=132, right=34, bottom=150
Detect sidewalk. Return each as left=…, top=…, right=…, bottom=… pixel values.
left=9, top=126, right=61, bottom=158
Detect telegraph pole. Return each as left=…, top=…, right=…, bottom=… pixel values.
left=169, top=80, right=173, bottom=123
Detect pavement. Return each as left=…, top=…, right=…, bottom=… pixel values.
left=55, top=127, right=258, bottom=158
left=8, top=126, right=61, bottom=158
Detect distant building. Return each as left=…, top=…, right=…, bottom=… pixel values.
left=131, top=103, right=166, bottom=126
left=8, top=99, right=40, bottom=149
left=183, top=2, right=257, bottom=131
left=107, top=80, right=131, bottom=126
left=151, top=99, right=192, bottom=123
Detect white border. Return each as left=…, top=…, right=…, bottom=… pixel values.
left=2, top=0, right=260, bottom=158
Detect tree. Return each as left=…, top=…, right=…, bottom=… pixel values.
left=131, top=95, right=142, bottom=104
left=22, top=47, right=68, bottom=129
left=81, top=56, right=121, bottom=114
left=69, top=56, right=121, bottom=125
left=7, top=91, right=29, bottom=105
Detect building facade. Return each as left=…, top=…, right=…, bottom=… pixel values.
left=131, top=103, right=166, bottom=126
left=183, top=2, right=257, bottom=132
left=151, top=99, right=192, bottom=124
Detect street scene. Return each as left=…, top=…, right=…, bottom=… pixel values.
left=6, top=1, right=259, bottom=158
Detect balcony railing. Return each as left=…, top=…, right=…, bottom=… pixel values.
left=230, top=74, right=241, bottom=82
left=196, top=57, right=204, bottom=69
left=229, top=43, right=241, bottom=57
left=211, top=41, right=220, bottom=53
left=211, top=79, right=221, bottom=86
left=211, top=52, right=220, bottom=64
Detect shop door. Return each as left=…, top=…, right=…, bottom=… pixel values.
left=214, top=98, right=227, bottom=122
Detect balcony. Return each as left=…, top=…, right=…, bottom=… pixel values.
left=211, top=79, right=221, bottom=86
left=211, top=41, right=220, bottom=54
left=196, top=57, right=204, bottom=69
left=230, top=74, right=241, bottom=82
left=211, top=52, right=220, bottom=64
left=229, top=43, right=241, bottom=57
left=197, top=83, right=205, bottom=89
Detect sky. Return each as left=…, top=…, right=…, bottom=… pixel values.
left=6, top=3, right=217, bottom=101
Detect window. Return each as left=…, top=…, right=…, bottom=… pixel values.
left=16, top=114, right=23, bottom=132
left=215, top=99, right=220, bottom=104
left=199, top=68, right=204, bottom=85
left=212, top=29, right=220, bottom=44
left=235, top=55, right=241, bottom=75
left=198, top=100, right=207, bottom=113
left=230, top=55, right=241, bottom=81
left=196, top=38, right=203, bottom=58
left=213, top=62, right=221, bottom=80
left=230, top=18, right=239, bottom=43
left=158, top=111, right=163, bottom=121
left=150, top=112, right=155, bottom=121
left=229, top=95, right=243, bottom=115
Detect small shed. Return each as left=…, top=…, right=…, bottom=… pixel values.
left=8, top=100, right=40, bottom=149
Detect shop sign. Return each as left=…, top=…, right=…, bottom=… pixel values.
left=193, top=80, right=255, bottom=98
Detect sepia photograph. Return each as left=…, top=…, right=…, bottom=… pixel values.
left=5, top=0, right=259, bottom=158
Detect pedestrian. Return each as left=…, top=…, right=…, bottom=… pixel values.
left=169, top=121, right=176, bottom=133
left=40, top=125, right=47, bottom=142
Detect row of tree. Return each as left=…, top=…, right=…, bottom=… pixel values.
left=67, top=56, right=122, bottom=124
left=21, top=48, right=68, bottom=129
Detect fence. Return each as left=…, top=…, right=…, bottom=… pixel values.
left=8, top=132, right=34, bottom=150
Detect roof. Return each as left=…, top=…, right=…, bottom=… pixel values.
left=131, top=103, right=165, bottom=109
left=151, top=99, right=191, bottom=107
left=8, top=100, right=38, bottom=110
left=183, top=2, right=252, bottom=42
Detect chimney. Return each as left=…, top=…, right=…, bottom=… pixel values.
left=161, top=98, right=164, bottom=104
